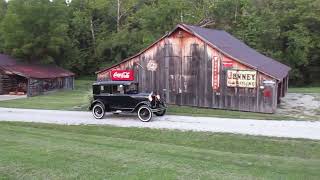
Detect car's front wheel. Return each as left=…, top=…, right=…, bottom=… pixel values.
left=154, top=109, right=166, bottom=116
left=137, top=105, right=153, bottom=122
left=92, top=103, right=105, bottom=119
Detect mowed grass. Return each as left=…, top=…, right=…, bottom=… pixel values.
left=288, top=87, right=320, bottom=93
left=0, top=122, right=319, bottom=179
left=0, top=80, right=93, bottom=110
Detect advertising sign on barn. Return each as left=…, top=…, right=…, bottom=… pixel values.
left=212, top=57, right=220, bottom=90
left=227, top=70, right=257, bottom=88
left=110, top=70, right=134, bottom=81
left=147, top=60, right=158, bottom=71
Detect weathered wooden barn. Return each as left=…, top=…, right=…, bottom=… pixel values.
left=97, top=24, right=291, bottom=113
left=0, top=54, right=75, bottom=97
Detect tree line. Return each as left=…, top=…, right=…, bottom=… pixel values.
left=0, top=0, right=319, bottom=86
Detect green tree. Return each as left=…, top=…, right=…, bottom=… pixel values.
left=233, top=0, right=320, bottom=85
left=0, top=0, right=5, bottom=20
left=1, top=0, right=70, bottom=65
left=0, top=0, right=7, bottom=52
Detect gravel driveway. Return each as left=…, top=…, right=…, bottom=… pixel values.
left=0, top=107, right=319, bottom=140
left=0, top=95, right=27, bottom=101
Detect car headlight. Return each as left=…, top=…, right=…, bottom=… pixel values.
left=156, top=95, right=160, bottom=99
left=148, top=94, right=153, bottom=101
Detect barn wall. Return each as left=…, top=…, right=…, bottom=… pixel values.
left=27, top=76, right=74, bottom=97
left=0, top=72, right=22, bottom=95
left=98, top=28, right=278, bottom=113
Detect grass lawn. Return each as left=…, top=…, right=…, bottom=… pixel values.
left=0, top=80, right=93, bottom=111
left=0, top=122, right=319, bottom=179
left=288, top=87, right=320, bottom=93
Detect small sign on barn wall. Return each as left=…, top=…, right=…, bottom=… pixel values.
left=227, top=70, right=257, bottom=88
left=147, top=60, right=158, bottom=71
left=212, top=56, right=220, bottom=90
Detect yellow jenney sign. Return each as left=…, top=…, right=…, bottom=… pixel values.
left=227, top=70, right=257, bottom=88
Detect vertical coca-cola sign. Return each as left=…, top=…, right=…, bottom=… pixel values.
left=212, top=56, right=220, bottom=91
left=110, top=70, right=134, bottom=81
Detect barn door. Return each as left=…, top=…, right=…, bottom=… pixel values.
left=168, top=56, right=182, bottom=105
left=180, top=56, right=195, bottom=106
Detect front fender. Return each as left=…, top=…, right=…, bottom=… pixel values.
left=132, top=101, right=151, bottom=112
left=89, top=99, right=105, bottom=110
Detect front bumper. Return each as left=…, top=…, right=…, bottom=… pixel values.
left=151, top=101, right=167, bottom=112
left=151, top=106, right=167, bottom=113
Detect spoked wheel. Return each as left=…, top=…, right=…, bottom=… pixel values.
left=154, top=109, right=166, bottom=116
left=92, top=103, right=105, bottom=119
left=137, top=105, right=153, bottom=122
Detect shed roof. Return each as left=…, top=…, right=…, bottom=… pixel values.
left=97, top=24, right=291, bottom=80
left=0, top=54, right=74, bottom=79
left=0, top=54, right=17, bottom=66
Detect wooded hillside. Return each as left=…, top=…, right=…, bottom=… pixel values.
left=0, top=0, right=319, bottom=86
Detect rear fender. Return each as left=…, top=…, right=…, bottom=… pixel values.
left=89, top=99, right=105, bottom=110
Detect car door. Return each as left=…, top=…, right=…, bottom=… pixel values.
left=111, top=93, right=133, bottom=110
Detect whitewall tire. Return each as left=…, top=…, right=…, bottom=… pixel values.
left=137, top=105, right=153, bottom=122
left=92, top=103, right=105, bottom=119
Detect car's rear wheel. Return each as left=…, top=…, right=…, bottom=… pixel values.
left=92, top=103, right=105, bottom=119
left=137, top=105, right=153, bottom=122
left=154, top=109, right=166, bottom=116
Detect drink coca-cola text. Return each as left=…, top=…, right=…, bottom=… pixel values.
left=110, top=70, right=134, bottom=81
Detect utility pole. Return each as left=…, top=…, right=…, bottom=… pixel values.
left=117, top=0, right=121, bottom=32
left=90, top=18, right=96, bottom=55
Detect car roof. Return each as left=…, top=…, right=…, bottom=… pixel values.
left=93, top=81, right=138, bottom=86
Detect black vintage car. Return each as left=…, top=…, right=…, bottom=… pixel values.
left=89, top=81, right=167, bottom=122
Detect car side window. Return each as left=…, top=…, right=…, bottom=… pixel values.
left=97, top=84, right=128, bottom=94
left=100, top=85, right=112, bottom=94
left=117, top=85, right=125, bottom=94
left=109, top=85, right=124, bottom=94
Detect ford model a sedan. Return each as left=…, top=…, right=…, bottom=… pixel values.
left=90, top=81, right=167, bottom=122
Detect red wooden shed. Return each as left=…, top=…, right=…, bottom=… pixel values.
left=0, top=54, right=74, bottom=96
left=97, top=24, right=291, bottom=113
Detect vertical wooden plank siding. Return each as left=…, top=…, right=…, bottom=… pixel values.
left=26, top=76, right=74, bottom=97
left=97, top=29, right=282, bottom=113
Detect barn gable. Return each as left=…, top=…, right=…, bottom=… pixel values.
left=98, top=24, right=290, bottom=81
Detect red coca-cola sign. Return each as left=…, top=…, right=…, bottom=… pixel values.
left=110, top=70, right=134, bottom=81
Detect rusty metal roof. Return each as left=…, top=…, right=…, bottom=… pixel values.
left=0, top=54, right=17, bottom=65
left=0, top=54, right=74, bottom=79
left=181, top=24, right=291, bottom=80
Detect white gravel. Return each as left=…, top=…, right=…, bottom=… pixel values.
left=0, top=95, right=27, bottom=101
left=0, top=107, right=320, bottom=140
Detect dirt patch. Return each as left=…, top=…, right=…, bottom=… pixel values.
left=276, top=93, right=320, bottom=120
